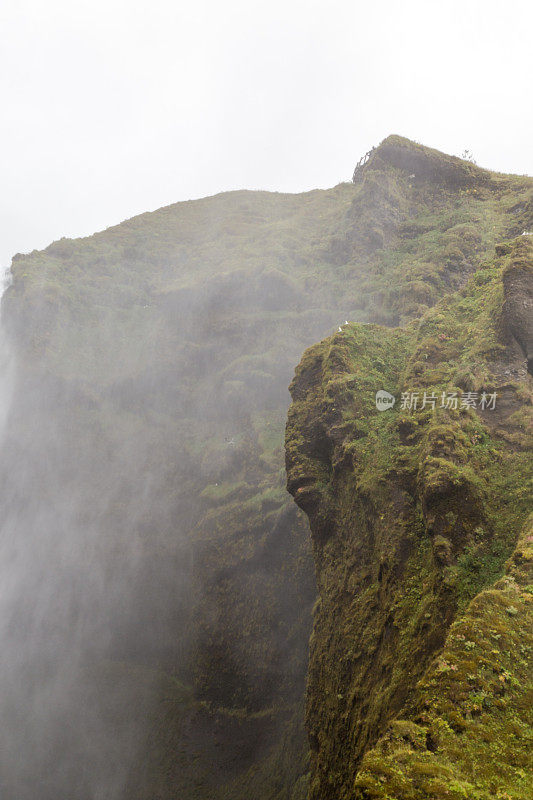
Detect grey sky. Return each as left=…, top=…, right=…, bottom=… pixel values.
left=1, top=0, right=532, bottom=269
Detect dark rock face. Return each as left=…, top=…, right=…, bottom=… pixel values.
left=354, top=134, right=489, bottom=189
left=503, top=237, right=533, bottom=374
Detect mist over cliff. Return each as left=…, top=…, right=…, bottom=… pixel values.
left=0, top=136, right=531, bottom=799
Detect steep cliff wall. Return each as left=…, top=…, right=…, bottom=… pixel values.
left=286, top=237, right=532, bottom=799
left=1, top=136, right=531, bottom=798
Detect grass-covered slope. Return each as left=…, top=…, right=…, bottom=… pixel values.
left=285, top=237, right=532, bottom=799
left=2, top=136, right=532, bottom=798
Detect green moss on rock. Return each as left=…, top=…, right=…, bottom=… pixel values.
left=286, top=237, right=532, bottom=799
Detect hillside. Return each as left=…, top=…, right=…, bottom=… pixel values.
left=1, top=135, right=531, bottom=799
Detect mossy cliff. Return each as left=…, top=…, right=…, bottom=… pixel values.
left=286, top=236, right=532, bottom=799
left=353, top=513, right=533, bottom=800
left=1, top=136, right=532, bottom=798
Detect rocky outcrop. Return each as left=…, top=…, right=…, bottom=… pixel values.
left=354, top=135, right=490, bottom=189
left=502, top=237, right=533, bottom=373
left=286, top=237, right=532, bottom=799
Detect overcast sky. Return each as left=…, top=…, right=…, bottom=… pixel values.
left=1, top=0, right=532, bottom=268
